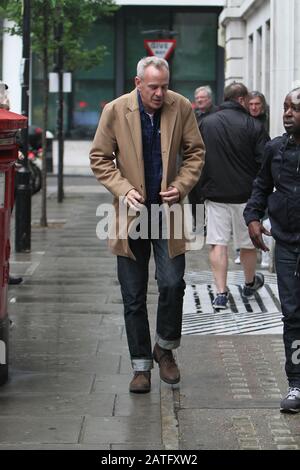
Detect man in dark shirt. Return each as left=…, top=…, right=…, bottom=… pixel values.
left=198, top=82, right=269, bottom=310
left=244, top=87, right=300, bottom=413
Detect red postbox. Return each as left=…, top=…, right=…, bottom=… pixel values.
left=0, top=108, right=27, bottom=385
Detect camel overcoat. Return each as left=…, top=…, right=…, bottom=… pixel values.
left=90, top=88, right=205, bottom=259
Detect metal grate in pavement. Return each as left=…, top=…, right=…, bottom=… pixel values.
left=183, top=271, right=282, bottom=335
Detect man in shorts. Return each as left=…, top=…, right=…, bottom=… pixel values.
left=198, top=82, right=270, bottom=309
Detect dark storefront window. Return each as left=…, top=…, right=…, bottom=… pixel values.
left=124, top=7, right=219, bottom=104
left=124, top=9, right=171, bottom=92
left=31, top=6, right=221, bottom=139
left=172, top=12, right=217, bottom=101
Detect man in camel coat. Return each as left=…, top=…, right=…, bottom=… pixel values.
left=90, top=56, right=205, bottom=393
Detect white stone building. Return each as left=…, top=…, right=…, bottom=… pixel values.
left=220, top=0, right=300, bottom=137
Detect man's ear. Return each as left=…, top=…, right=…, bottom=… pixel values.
left=238, top=95, right=248, bottom=109
left=135, top=76, right=141, bottom=89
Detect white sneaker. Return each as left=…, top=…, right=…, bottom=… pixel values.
left=280, top=387, right=300, bottom=413
left=234, top=255, right=240, bottom=264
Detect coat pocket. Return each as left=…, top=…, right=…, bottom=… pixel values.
left=287, top=195, right=300, bottom=232
left=268, top=191, right=289, bottom=232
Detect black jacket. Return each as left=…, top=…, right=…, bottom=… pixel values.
left=198, top=101, right=269, bottom=203
left=194, top=105, right=218, bottom=127
left=244, top=134, right=300, bottom=247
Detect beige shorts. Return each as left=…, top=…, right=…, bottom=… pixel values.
left=205, top=200, right=254, bottom=250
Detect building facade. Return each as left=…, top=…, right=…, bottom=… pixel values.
left=220, top=0, right=300, bottom=137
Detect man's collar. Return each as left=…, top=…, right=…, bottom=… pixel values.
left=287, top=134, right=300, bottom=147
left=137, top=90, right=145, bottom=113
left=219, top=100, right=248, bottom=114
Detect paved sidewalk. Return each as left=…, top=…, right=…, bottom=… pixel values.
left=0, top=176, right=299, bottom=450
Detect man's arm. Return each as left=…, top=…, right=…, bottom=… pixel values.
left=244, top=142, right=274, bottom=250
left=89, top=104, right=135, bottom=198
left=169, top=101, right=205, bottom=200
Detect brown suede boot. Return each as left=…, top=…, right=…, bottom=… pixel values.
left=153, top=343, right=180, bottom=384
left=129, top=371, right=151, bottom=393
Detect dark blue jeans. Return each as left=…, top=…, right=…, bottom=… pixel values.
left=117, top=238, right=185, bottom=371
left=275, top=242, right=300, bottom=387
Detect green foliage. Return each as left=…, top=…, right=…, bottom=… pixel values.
left=0, top=0, right=118, bottom=71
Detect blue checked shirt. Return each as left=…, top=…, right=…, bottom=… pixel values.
left=138, top=91, right=162, bottom=207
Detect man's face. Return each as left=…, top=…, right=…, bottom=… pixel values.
left=195, top=91, right=211, bottom=113
left=249, top=97, right=264, bottom=117
left=135, top=65, right=169, bottom=114
left=283, top=90, right=300, bottom=137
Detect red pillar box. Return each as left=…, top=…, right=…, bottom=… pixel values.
left=0, top=109, right=27, bottom=385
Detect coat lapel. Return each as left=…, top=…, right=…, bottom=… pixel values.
left=125, top=90, right=145, bottom=191
left=160, top=93, right=177, bottom=190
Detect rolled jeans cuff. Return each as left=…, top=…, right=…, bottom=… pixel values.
left=155, top=333, right=181, bottom=350
left=131, top=359, right=153, bottom=371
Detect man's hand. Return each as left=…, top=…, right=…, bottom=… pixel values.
left=125, top=189, right=145, bottom=211
left=160, top=186, right=180, bottom=205
left=248, top=220, right=271, bottom=251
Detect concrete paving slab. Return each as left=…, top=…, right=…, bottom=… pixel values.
left=82, top=416, right=162, bottom=445
left=35, top=258, right=116, bottom=268
left=10, top=339, right=99, bottom=356
left=9, top=319, right=122, bottom=342
left=96, top=339, right=129, bottom=356
left=11, top=285, right=122, bottom=295
left=9, top=354, right=121, bottom=375
left=8, top=303, right=111, bottom=315
left=22, top=278, right=120, bottom=286
left=0, top=371, right=94, bottom=394
left=0, top=416, right=82, bottom=445
left=100, top=314, right=125, bottom=327
left=9, top=293, right=108, bottom=304
left=0, top=393, right=115, bottom=417
left=0, top=444, right=110, bottom=449
left=114, top=392, right=160, bottom=417
left=111, top=444, right=164, bottom=450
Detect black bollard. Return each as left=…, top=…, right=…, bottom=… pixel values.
left=15, top=165, right=31, bottom=253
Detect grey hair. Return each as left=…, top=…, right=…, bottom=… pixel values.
left=136, top=56, right=169, bottom=79
left=289, top=87, right=300, bottom=100
left=194, top=85, right=213, bottom=99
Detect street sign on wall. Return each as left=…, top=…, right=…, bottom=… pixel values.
left=144, top=39, right=176, bottom=60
